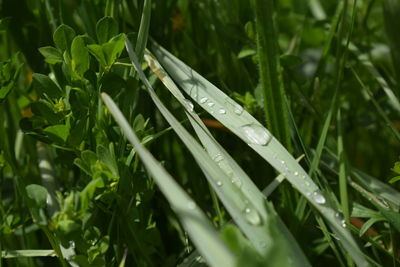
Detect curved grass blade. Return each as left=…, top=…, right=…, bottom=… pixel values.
left=125, top=38, right=308, bottom=266
left=101, top=93, right=235, bottom=267
left=151, top=42, right=371, bottom=267
left=143, top=51, right=310, bottom=265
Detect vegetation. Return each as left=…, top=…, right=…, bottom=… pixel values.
left=1, top=0, right=400, bottom=266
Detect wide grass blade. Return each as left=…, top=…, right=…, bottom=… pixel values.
left=252, top=0, right=291, bottom=150
left=151, top=42, right=371, bottom=267
left=101, top=93, right=235, bottom=267
left=143, top=51, right=310, bottom=265
left=125, top=37, right=309, bottom=266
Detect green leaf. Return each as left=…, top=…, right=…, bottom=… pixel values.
left=44, top=124, right=69, bottom=143
left=53, top=24, right=76, bottom=53
left=103, top=33, right=125, bottom=66
left=391, top=162, right=400, bottom=174
left=87, top=44, right=107, bottom=67
left=26, top=184, right=48, bottom=208
left=96, top=16, right=118, bottom=44
left=80, top=178, right=105, bottom=212
left=389, top=176, right=400, bottom=184
left=71, top=35, right=90, bottom=77
left=38, top=46, right=63, bottom=64
left=30, top=100, right=63, bottom=124
left=32, top=73, right=64, bottom=99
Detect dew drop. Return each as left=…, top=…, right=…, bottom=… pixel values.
left=244, top=207, right=263, bottom=226
left=312, top=191, right=326, bottom=204
left=187, top=201, right=196, bottom=210
left=335, top=212, right=347, bottom=227
left=231, top=178, right=242, bottom=188
left=216, top=181, right=223, bottom=187
left=207, top=102, right=215, bottom=107
left=294, top=171, right=299, bottom=176
left=183, top=99, right=194, bottom=112
left=224, top=97, right=244, bottom=115
left=218, top=109, right=226, bottom=114
left=305, top=182, right=310, bottom=186
left=200, top=97, right=208, bottom=104
left=281, top=160, right=285, bottom=165
left=241, top=124, right=272, bottom=145
left=213, top=154, right=224, bottom=163
left=301, top=175, right=306, bottom=179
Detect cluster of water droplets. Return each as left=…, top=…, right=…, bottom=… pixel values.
left=335, top=212, right=347, bottom=228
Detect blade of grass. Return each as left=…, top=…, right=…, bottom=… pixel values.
left=151, top=42, right=371, bottom=267
left=1, top=250, right=56, bottom=258
left=101, top=92, right=236, bottom=267
left=135, top=0, right=151, bottom=63
left=348, top=42, right=400, bottom=113
left=126, top=38, right=285, bottom=260
left=143, top=51, right=310, bottom=264
left=252, top=0, right=291, bottom=150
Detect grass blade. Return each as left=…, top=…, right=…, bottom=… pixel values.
left=144, top=51, right=311, bottom=265
left=151, top=42, right=371, bottom=267
left=252, top=0, right=291, bottom=150
left=101, top=93, right=235, bottom=267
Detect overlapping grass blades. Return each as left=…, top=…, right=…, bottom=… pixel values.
left=151, top=42, right=371, bottom=267
left=143, top=50, right=310, bottom=265
left=125, top=38, right=309, bottom=266
left=101, top=93, right=235, bottom=267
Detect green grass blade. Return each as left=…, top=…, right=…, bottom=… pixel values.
left=101, top=93, right=235, bottom=267
left=1, top=250, right=56, bottom=258
left=126, top=38, right=280, bottom=258
left=151, top=42, right=371, bottom=267
left=348, top=42, right=400, bottom=113
left=143, top=51, right=311, bottom=265
left=252, top=0, right=291, bottom=150
left=135, top=0, right=151, bottom=63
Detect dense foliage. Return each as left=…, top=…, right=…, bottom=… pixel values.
left=1, top=0, right=400, bottom=266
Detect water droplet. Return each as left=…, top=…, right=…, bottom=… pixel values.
left=301, top=175, right=306, bottom=179
left=224, top=97, right=244, bottom=115
left=187, top=201, right=196, bottom=210
left=335, top=212, right=347, bottom=227
left=183, top=99, right=194, bottom=112
left=244, top=207, right=262, bottom=225
left=294, top=171, right=299, bottom=176
left=200, top=97, right=208, bottom=104
left=216, top=181, right=223, bottom=187
left=281, top=160, right=285, bottom=165
left=241, top=124, right=272, bottom=145
left=218, top=109, right=226, bottom=114
left=213, top=154, right=224, bottom=163
left=312, top=191, right=326, bottom=204
left=305, top=182, right=310, bottom=186
left=231, top=178, right=242, bottom=188
left=207, top=102, right=215, bottom=107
